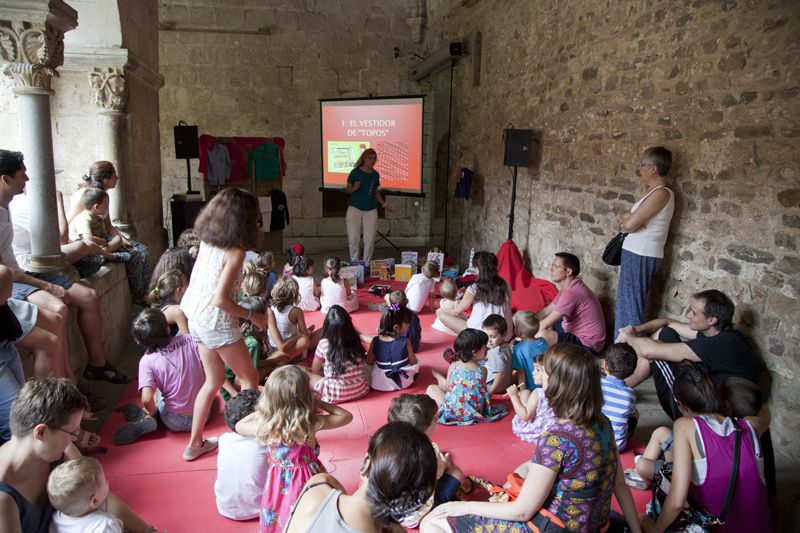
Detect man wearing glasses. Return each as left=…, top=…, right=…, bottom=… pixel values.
left=617, top=289, right=758, bottom=418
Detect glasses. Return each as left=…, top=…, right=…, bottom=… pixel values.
left=51, top=426, right=81, bottom=440
left=637, top=162, right=656, bottom=169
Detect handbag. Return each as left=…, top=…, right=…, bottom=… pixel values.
left=602, top=232, right=628, bottom=266
left=649, top=420, right=742, bottom=531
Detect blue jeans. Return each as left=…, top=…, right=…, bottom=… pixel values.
left=156, top=392, right=193, bottom=432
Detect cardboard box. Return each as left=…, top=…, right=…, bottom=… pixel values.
left=394, top=263, right=413, bottom=282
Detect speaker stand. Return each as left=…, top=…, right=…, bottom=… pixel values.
left=375, top=230, right=400, bottom=252
left=185, top=158, right=198, bottom=195
left=507, top=165, right=519, bottom=240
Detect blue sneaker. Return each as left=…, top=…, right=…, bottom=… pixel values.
left=114, top=415, right=157, bottom=445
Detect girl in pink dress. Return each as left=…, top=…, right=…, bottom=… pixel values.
left=235, top=365, right=352, bottom=533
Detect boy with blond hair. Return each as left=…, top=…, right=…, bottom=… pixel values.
left=512, top=310, right=548, bottom=390
left=48, top=457, right=123, bottom=532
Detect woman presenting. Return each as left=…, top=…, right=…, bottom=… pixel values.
left=345, top=149, right=386, bottom=264
left=615, top=146, right=674, bottom=337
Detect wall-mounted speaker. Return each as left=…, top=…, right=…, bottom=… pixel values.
left=503, top=129, right=532, bottom=167
left=174, top=125, right=199, bottom=159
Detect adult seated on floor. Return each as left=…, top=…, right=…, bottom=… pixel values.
left=0, top=377, right=159, bottom=533
left=65, top=160, right=150, bottom=301
left=420, top=343, right=641, bottom=533
left=0, top=150, right=130, bottom=386
left=618, top=289, right=758, bottom=418
left=536, top=252, right=606, bottom=353
left=284, top=421, right=437, bottom=533
left=435, top=251, right=514, bottom=341
left=640, top=363, right=771, bottom=533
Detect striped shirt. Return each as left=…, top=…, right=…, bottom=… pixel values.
left=313, top=339, right=369, bottom=404
left=600, top=375, right=636, bottom=451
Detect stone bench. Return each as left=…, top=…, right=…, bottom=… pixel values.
left=19, top=262, right=133, bottom=378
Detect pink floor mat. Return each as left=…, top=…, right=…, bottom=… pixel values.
left=98, top=280, right=650, bottom=531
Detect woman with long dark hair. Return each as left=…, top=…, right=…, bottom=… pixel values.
left=435, top=251, right=513, bottom=340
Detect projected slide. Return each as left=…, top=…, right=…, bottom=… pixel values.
left=321, top=96, right=424, bottom=194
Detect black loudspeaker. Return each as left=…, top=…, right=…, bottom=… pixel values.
left=170, top=194, right=206, bottom=245
left=503, top=129, right=533, bottom=167
left=174, top=125, right=199, bottom=159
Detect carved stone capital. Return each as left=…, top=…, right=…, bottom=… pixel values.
left=0, top=21, right=65, bottom=92
left=89, top=67, right=127, bottom=113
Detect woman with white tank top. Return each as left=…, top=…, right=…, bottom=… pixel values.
left=615, top=147, right=675, bottom=337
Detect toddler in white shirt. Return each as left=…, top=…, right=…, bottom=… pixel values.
left=47, top=457, right=123, bottom=533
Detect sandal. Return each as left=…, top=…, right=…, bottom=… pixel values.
left=183, top=437, right=219, bottom=461
left=77, top=383, right=108, bottom=413
left=75, top=429, right=107, bottom=456
left=442, top=348, right=457, bottom=363
left=623, top=468, right=650, bottom=491
left=83, top=361, right=132, bottom=384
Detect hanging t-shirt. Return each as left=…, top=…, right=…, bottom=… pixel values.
left=454, top=167, right=475, bottom=199
left=270, top=189, right=289, bottom=230
left=206, top=143, right=231, bottom=185
left=249, top=142, right=281, bottom=182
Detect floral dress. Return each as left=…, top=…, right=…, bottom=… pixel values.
left=259, top=442, right=324, bottom=533
left=437, top=365, right=507, bottom=425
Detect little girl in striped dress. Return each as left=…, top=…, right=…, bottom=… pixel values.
left=308, top=305, right=369, bottom=404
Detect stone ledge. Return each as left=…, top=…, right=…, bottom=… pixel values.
left=19, top=262, right=133, bottom=378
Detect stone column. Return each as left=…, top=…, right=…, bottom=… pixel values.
left=0, top=1, right=78, bottom=272
left=89, top=67, right=135, bottom=237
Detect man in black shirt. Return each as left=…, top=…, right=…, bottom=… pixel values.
left=618, top=289, right=758, bottom=418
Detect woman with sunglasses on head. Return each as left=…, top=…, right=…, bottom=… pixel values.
left=613, top=147, right=674, bottom=339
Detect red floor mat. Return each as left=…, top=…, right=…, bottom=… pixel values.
left=98, top=278, right=650, bottom=531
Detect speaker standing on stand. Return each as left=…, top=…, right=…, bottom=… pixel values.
left=503, top=128, right=532, bottom=240
left=171, top=122, right=204, bottom=245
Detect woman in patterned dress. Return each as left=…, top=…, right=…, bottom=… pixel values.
left=421, top=343, right=642, bottom=533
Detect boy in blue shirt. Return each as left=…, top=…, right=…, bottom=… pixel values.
left=512, top=311, right=548, bottom=390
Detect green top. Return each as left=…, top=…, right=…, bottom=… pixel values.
left=347, top=167, right=380, bottom=211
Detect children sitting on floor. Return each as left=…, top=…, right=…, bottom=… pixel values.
left=241, top=260, right=269, bottom=299
left=255, top=251, right=279, bottom=296
left=235, top=366, right=352, bottom=532
left=267, top=276, right=321, bottom=361
left=600, top=343, right=639, bottom=452
left=511, top=310, right=548, bottom=390
left=282, top=243, right=304, bottom=277
left=387, top=394, right=466, bottom=528
left=48, top=457, right=123, bottom=532
left=292, top=255, right=321, bottom=311
left=507, top=352, right=557, bottom=443
left=432, top=277, right=463, bottom=335
left=319, top=255, right=358, bottom=313
left=367, top=304, right=419, bottom=391
left=147, top=269, right=189, bottom=336
left=404, top=260, right=439, bottom=313
left=386, top=289, right=421, bottom=352
left=114, top=308, right=205, bottom=445
left=214, top=389, right=270, bottom=521
left=221, top=296, right=287, bottom=401
left=308, top=305, right=369, bottom=403
left=481, top=314, right=513, bottom=394
left=427, top=328, right=507, bottom=425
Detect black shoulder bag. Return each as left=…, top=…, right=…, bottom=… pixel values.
left=649, top=420, right=742, bottom=531
left=602, top=232, right=628, bottom=266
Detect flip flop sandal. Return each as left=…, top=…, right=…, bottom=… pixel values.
left=623, top=468, right=650, bottom=491
left=83, top=361, right=132, bottom=384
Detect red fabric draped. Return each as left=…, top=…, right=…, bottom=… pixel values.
left=495, top=240, right=558, bottom=313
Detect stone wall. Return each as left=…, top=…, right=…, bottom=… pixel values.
left=422, top=0, right=800, bottom=470
left=157, top=0, right=433, bottom=250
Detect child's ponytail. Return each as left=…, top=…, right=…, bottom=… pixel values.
left=378, top=305, right=413, bottom=338
left=147, top=269, right=185, bottom=306
left=452, top=328, right=489, bottom=363
left=324, top=255, right=341, bottom=283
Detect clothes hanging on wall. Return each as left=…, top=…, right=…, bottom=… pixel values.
left=205, top=143, right=232, bottom=185
left=454, top=167, right=475, bottom=199
left=270, top=188, right=289, bottom=231
left=198, top=134, right=287, bottom=182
